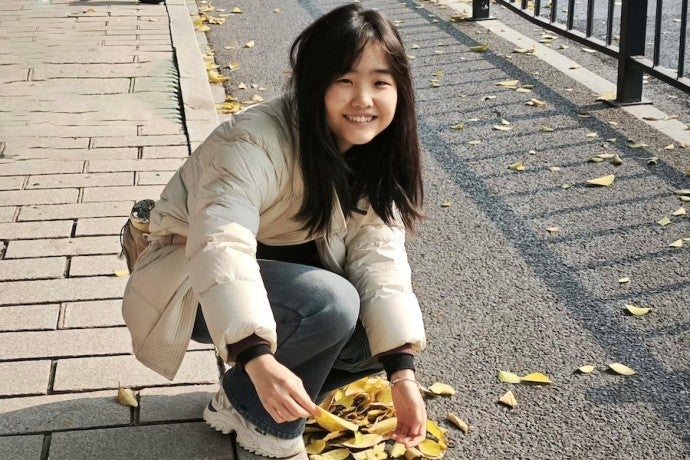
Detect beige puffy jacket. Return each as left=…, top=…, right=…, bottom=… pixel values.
left=122, top=96, right=426, bottom=380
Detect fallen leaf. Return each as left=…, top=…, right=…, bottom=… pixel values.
left=441, top=200, right=452, bottom=207
left=207, top=70, right=229, bottom=83
left=429, top=382, right=455, bottom=396
left=674, top=189, right=690, bottom=196
left=527, top=98, right=547, bottom=108
left=513, top=46, right=535, bottom=54
left=342, top=432, right=384, bottom=449
left=244, top=40, right=255, bottom=48
left=482, top=95, right=496, bottom=101
left=546, top=226, right=560, bottom=234
left=586, top=174, right=615, bottom=187
left=469, top=140, right=481, bottom=145
left=672, top=207, right=686, bottom=216
left=228, top=61, right=240, bottom=71
left=418, top=439, right=445, bottom=458
left=238, top=82, right=247, bottom=89
left=577, top=365, right=596, bottom=374
left=493, top=125, right=513, bottom=131
left=586, top=132, right=598, bottom=138
left=312, top=449, right=350, bottom=460
left=314, top=407, right=359, bottom=432
left=618, top=277, right=630, bottom=284
left=669, top=239, right=684, bottom=248
left=627, top=142, right=649, bottom=149
left=447, top=412, right=469, bottom=434
left=113, top=270, right=129, bottom=277
left=663, top=144, right=675, bottom=150
left=231, top=7, right=243, bottom=13
left=497, top=79, right=520, bottom=87
left=658, top=216, right=672, bottom=227
left=647, top=156, right=659, bottom=165
left=608, top=363, right=636, bottom=375
left=366, top=417, right=397, bottom=435
left=451, top=122, right=465, bottom=130
left=582, top=47, right=597, bottom=53
left=559, top=43, right=569, bottom=49
left=588, top=156, right=605, bottom=163
left=611, top=154, right=623, bottom=166
left=306, top=438, right=327, bottom=455
left=625, top=305, right=652, bottom=316
left=643, top=115, right=677, bottom=121
left=470, top=44, right=489, bottom=52
left=561, top=183, right=572, bottom=189
left=274, top=8, right=281, bottom=13
left=117, top=386, right=138, bottom=407
left=389, top=443, right=407, bottom=457
left=498, top=390, right=517, bottom=408
left=508, top=162, right=525, bottom=171
left=521, top=372, right=552, bottom=384
left=596, top=92, right=616, bottom=102
left=541, top=125, right=555, bottom=132
left=498, top=371, right=522, bottom=383
left=549, top=166, right=561, bottom=172
left=516, top=87, right=533, bottom=93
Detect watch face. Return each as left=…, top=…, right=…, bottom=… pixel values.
left=131, top=199, right=156, bottom=222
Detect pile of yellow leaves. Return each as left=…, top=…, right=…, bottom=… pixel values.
left=304, top=376, right=451, bottom=459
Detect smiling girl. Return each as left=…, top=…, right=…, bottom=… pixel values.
left=122, top=4, right=427, bottom=457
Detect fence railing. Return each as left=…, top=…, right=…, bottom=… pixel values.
left=470, top=0, right=690, bottom=104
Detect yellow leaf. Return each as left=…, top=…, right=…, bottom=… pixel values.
left=418, top=439, right=445, bottom=458
left=627, top=142, right=649, bottom=149
left=549, top=166, right=561, bottom=172
left=342, top=432, right=384, bottom=449
left=493, top=125, right=513, bottom=131
left=433, top=70, right=445, bottom=77
left=582, top=47, right=596, bottom=53
left=238, top=82, right=247, bottom=89
left=611, top=154, right=623, bottom=166
left=513, top=46, right=535, bottom=54
left=546, top=226, right=560, bottom=234
left=469, top=140, right=481, bottom=145
left=541, top=125, right=555, bottom=132
left=274, top=8, right=281, bottom=13
left=447, top=412, right=469, bottom=434
left=196, top=24, right=211, bottom=32
left=497, top=79, right=519, bottom=87
left=314, top=407, right=359, bottom=433
left=521, top=372, right=552, bottom=384
left=618, top=277, right=630, bottom=284
left=674, top=189, right=690, bottom=196
left=586, top=174, right=615, bottom=187
left=441, top=200, right=452, bottom=208
left=451, top=122, right=465, bottom=130
left=561, top=183, right=572, bottom=189
left=670, top=239, right=684, bottom=248
left=608, top=363, right=636, bottom=376
left=305, top=438, right=327, bottom=454
left=429, top=382, right=455, bottom=396
left=426, top=419, right=448, bottom=443
left=117, top=386, right=138, bottom=408
left=498, top=390, right=517, bottom=408
left=113, top=270, right=129, bottom=277
left=313, top=449, right=350, bottom=460
left=597, top=153, right=616, bottom=159
left=664, top=144, right=675, bottom=150
left=231, top=7, right=243, bottom=13
left=498, top=370, right=521, bottom=383
left=469, top=44, right=489, bottom=52
left=658, top=216, right=672, bottom=227
left=207, top=70, right=229, bottom=83
left=672, top=207, right=686, bottom=216
left=366, top=416, right=397, bottom=435
left=529, top=98, right=547, bottom=108
left=390, top=442, right=407, bottom=457
left=516, top=87, right=533, bottom=93
left=244, top=40, right=255, bottom=48
left=647, top=156, right=659, bottom=165
left=596, top=92, right=616, bottom=102
left=228, top=61, right=240, bottom=71
left=586, top=132, right=598, bottom=138
left=577, top=365, right=596, bottom=374
left=625, top=305, right=652, bottom=316
left=508, top=162, right=525, bottom=171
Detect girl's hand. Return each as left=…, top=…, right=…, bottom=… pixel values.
left=244, top=354, right=319, bottom=423
left=390, top=370, right=427, bottom=447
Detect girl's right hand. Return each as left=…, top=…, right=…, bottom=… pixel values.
left=244, top=354, right=319, bottom=423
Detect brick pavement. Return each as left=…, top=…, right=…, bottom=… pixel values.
left=0, top=0, right=231, bottom=458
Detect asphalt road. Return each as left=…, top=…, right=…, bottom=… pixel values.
left=201, top=0, right=690, bottom=458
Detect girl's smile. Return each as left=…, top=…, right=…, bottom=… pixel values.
left=324, top=43, right=398, bottom=153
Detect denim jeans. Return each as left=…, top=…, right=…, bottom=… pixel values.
left=193, top=259, right=383, bottom=439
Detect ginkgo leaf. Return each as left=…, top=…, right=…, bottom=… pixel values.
left=274, top=8, right=281, bottom=13
left=669, top=239, right=684, bottom=248
left=586, top=174, right=615, bottom=187
left=588, top=156, right=605, bottom=163
left=577, top=365, right=596, bottom=374
left=433, top=70, right=445, bottom=77
left=627, top=142, right=649, bottom=149
left=238, top=82, right=247, bottom=89
left=527, top=98, right=547, bottom=108
left=609, top=363, right=636, bottom=375
left=586, top=132, right=598, bottom=138
left=231, top=7, right=243, bottom=13
left=418, top=439, right=445, bottom=458
left=306, top=438, right=327, bottom=454
left=497, top=79, right=519, bottom=87
left=561, top=183, right=572, bottom=189
left=606, top=138, right=617, bottom=143
left=314, top=407, right=359, bottom=432
left=672, top=207, right=686, bottom=216
left=441, top=201, right=452, bottom=207
left=389, top=443, right=407, bottom=457
left=342, top=432, right=384, bottom=449
left=647, top=156, right=659, bottom=165
left=196, top=24, right=210, bottom=32
left=113, top=270, right=129, bottom=277
left=312, top=449, right=350, bottom=460
left=513, top=47, right=535, bottom=54
left=625, top=305, right=652, bottom=316
left=674, top=189, right=690, bottom=196
left=207, top=70, right=229, bottom=83
left=658, top=216, right=672, bottom=227
left=546, top=226, right=560, bottom=234
left=228, top=61, right=240, bottom=71
left=244, top=40, right=255, bottom=48
left=498, top=371, right=521, bottom=383
left=508, top=162, right=525, bottom=171
left=549, top=166, right=561, bottom=172
left=117, top=386, right=138, bottom=407
left=582, top=47, right=596, bottom=53
left=493, top=125, right=513, bottom=131
left=426, top=419, right=448, bottom=443
left=469, top=140, right=481, bottom=145
left=541, top=125, right=555, bottom=132
left=663, top=144, right=676, bottom=150
left=516, top=87, right=533, bottom=93
left=521, top=372, right=552, bottom=384
left=559, top=44, right=569, bottom=49
left=596, top=92, right=616, bottom=102
left=366, top=417, right=397, bottom=435
left=482, top=95, right=496, bottom=101
left=618, top=277, right=630, bottom=284
left=451, top=122, right=465, bottom=130
left=470, top=44, right=489, bottom=52
left=411, top=43, right=420, bottom=49
left=498, top=390, right=517, bottom=408
left=429, top=382, right=455, bottom=395
left=611, top=154, right=623, bottom=166
left=447, top=412, right=469, bottom=434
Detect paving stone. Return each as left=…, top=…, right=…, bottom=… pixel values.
left=0, top=276, right=128, bottom=306
left=75, top=217, right=125, bottom=236
left=82, top=185, right=164, bottom=203
left=0, top=304, right=59, bottom=331
left=70, top=255, right=128, bottom=277
left=0, top=390, right=131, bottom=436
left=26, top=172, right=133, bottom=189
left=3, top=137, right=89, bottom=149
left=17, top=124, right=135, bottom=138
left=2, top=147, right=138, bottom=161
left=139, top=384, right=216, bottom=422
left=63, top=299, right=124, bottom=328
left=0, top=361, right=51, bottom=397
left=32, top=61, right=176, bottom=80
left=0, top=327, right=132, bottom=360
left=139, top=123, right=184, bottom=137
left=0, top=257, right=66, bottom=280
left=0, top=434, right=44, bottom=460
left=2, top=78, right=130, bottom=96
left=0, top=220, right=72, bottom=239
left=87, top=159, right=184, bottom=173
left=141, top=145, right=188, bottom=158
left=0, top=160, right=83, bottom=176
left=91, top=135, right=187, bottom=149
left=136, top=171, right=175, bottom=185
left=0, top=207, right=16, bottom=222
left=5, top=236, right=119, bottom=258
left=18, top=201, right=132, bottom=221
left=0, top=188, right=78, bottom=206
left=53, top=350, right=218, bottom=392
left=0, top=176, right=25, bottom=190
left=48, top=422, right=232, bottom=460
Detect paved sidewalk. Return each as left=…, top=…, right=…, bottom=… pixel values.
left=0, top=0, right=232, bottom=458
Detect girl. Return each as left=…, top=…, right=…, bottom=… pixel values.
left=122, top=4, right=427, bottom=457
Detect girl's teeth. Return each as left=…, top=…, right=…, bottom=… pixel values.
left=347, top=116, right=373, bottom=123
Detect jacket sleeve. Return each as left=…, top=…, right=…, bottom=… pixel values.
left=185, top=134, right=280, bottom=362
left=344, top=209, right=426, bottom=357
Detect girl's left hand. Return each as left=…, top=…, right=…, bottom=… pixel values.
left=389, top=370, right=427, bottom=447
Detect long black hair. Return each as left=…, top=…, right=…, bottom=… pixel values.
left=286, top=3, right=423, bottom=235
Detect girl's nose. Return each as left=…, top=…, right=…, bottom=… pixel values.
left=351, top=87, right=373, bottom=108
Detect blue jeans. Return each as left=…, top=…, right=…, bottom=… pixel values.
left=193, top=260, right=383, bottom=439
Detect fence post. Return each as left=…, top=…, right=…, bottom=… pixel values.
left=471, top=0, right=492, bottom=20
left=616, top=0, right=648, bottom=103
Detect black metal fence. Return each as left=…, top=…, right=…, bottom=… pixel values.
left=471, top=0, right=689, bottom=104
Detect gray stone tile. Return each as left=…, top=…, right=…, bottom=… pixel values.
left=48, top=422, right=233, bottom=460
left=0, top=434, right=44, bottom=460
left=5, top=236, right=119, bottom=258
left=0, top=207, right=16, bottom=222
left=0, top=304, right=59, bottom=332
left=10, top=147, right=138, bottom=161
left=4, top=78, right=130, bottom=96
left=0, top=390, right=130, bottom=436
left=69, top=255, right=128, bottom=277
left=0, top=276, right=127, bottom=306
left=0, top=221, right=73, bottom=240
left=139, top=384, right=216, bottom=423
left=26, top=172, right=133, bottom=189
left=18, top=201, right=132, bottom=221
left=32, top=61, right=176, bottom=80
left=91, top=135, right=187, bottom=149
left=75, top=217, right=125, bottom=236
left=63, top=299, right=124, bottom=328
left=139, top=124, right=185, bottom=137
left=87, top=159, right=184, bottom=173
left=53, top=351, right=218, bottom=392
left=0, top=361, right=51, bottom=396
left=0, top=160, right=83, bottom=176
left=82, top=185, right=164, bottom=203
left=0, top=189, right=78, bottom=206
left=141, top=146, right=189, bottom=159
left=0, top=176, right=25, bottom=190
left=0, top=257, right=66, bottom=280
left=0, top=327, right=132, bottom=360
left=136, top=171, right=175, bottom=185
left=2, top=137, right=88, bottom=149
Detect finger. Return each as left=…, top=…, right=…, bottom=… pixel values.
left=290, top=389, right=319, bottom=416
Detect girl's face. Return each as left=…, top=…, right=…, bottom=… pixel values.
left=324, top=43, right=398, bottom=153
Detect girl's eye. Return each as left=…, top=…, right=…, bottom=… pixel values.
left=375, top=80, right=392, bottom=87
left=336, top=78, right=353, bottom=84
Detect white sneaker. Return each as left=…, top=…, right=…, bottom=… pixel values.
left=203, top=387, right=307, bottom=458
